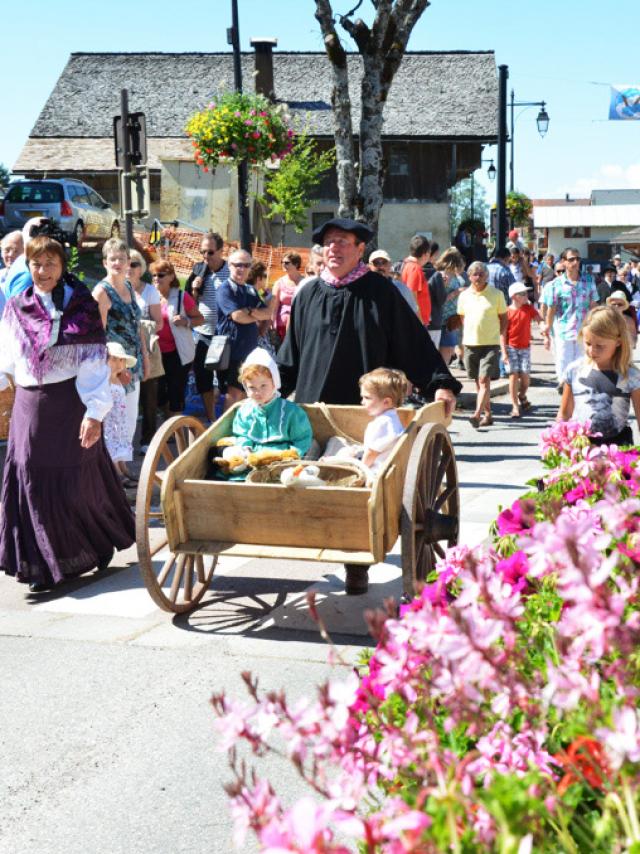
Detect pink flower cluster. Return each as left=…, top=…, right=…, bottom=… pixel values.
left=211, top=420, right=640, bottom=851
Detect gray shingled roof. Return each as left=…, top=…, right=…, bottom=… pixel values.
left=31, top=51, right=497, bottom=141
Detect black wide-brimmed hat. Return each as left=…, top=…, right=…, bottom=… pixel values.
left=312, top=217, right=375, bottom=245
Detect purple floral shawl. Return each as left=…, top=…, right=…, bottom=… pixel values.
left=3, top=274, right=107, bottom=383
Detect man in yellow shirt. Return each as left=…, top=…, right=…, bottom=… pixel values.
left=456, top=261, right=508, bottom=428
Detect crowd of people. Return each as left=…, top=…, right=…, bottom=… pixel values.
left=0, top=211, right=639, bottom=596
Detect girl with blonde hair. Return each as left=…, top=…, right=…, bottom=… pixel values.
left=557, top=306, right=640, bottom=446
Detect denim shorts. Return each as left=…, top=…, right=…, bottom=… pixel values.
left=506, top=346, right=531, bottom=374
left=440, top=326, right=460, bottom=348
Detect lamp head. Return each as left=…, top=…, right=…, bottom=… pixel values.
left=536, top=103, right=550, bottom=137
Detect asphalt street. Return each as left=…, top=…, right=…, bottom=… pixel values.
left=0, top=339, right=568, bottom=854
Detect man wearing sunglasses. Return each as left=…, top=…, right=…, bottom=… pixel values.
left=215, top=249, right=273, bottom=411
left=185, top=232, right=229, bottom=420
left=542, top=247, right=598, bottom=385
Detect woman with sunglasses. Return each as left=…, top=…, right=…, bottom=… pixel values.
left=128, top=250, right=164, bottom=451
left=150, top=261, right=204, bottom=417
left=271, top=252, right=302, bottom=343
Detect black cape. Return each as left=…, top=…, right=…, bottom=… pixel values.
left=277, top=271, right=462, bottom=404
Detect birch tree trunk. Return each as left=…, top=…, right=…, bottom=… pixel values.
left=314, top=0, right=430, bottom=237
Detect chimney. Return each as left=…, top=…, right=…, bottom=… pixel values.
left=250, top=37, right=278, bottom=101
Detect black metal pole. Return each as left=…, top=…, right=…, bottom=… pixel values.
left=120, top=89, right=134, bottom=250
left=509, top=88, right=515, bottom=193
left=497, top=65, right=508, bottom=249
left=230, top=0, right=252, bottom=251
left=470, top=173, right=475, bottom=222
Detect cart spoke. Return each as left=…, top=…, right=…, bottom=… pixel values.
left=161, top=446, right=175, bottom=465
left=182, top=555, right=194, bottom=601
left=150, top=534, right=168, bottom=557
left=433, top=542, right=446, bottom=559
left=157, top=553, right=176, bottom=586
left=434, top=482, right=456, bottom=512
left=195, top=554, right=206, bottom=583
left=175, top=429, right=188, bottom=455
left=169, top=554, right=186, bottom=602
left=153, top=472, right=164, bottom=488
left=431, top=453, right=449, bottom=504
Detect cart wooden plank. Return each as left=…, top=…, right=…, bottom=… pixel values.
left=178, top=480, right=372, bottom=551
left=174, top=540, right=376, bottom=564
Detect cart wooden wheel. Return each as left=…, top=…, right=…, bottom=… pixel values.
left=400, top=422, right=459, bottom=601
left=135, top=415, right=217, bottom=613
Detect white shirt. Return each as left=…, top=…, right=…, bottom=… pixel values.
left=133, top=282, right=160, bottom=320
left=0, top=285, right=112, bottom=422
left=363, top=409, right=405, bottom=474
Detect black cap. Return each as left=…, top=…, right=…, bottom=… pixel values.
left=312, top=217, right=374, bottom=246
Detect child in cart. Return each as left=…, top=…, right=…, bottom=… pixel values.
left=208, top=347, right=313, bottom=479
left=321, top=368, right=408, bottom=481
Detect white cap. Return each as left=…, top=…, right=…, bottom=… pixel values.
left=241, top=346, right=281, bottom=389
left=606, top=290, right=630, bottom=310
left=107, top=341, right=137, bottom=368
left=369, top=249, right=391, bottom=263
left=508, top=282, right=529, bottom=298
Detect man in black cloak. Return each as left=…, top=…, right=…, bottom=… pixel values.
left=277, top=218, right=461, bottom=413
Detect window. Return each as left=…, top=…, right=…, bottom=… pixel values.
left=388, top=145, right=410, bottom=176
left=563, top=226, right=591, bottom=239
left=7, top=182, right=63, bottom=203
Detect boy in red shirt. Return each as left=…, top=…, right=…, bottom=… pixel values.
left=504, top=282, right=542, bottom=417
left=400, top=235, right=431, bottom=325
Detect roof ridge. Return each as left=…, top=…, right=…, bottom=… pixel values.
left=67, top=49, right=495, bottom=57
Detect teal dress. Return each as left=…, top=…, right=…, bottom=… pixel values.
left=232, top=396, right=313, bottom=456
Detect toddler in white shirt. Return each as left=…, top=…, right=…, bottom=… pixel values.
left=359, top=368, right=408, bottom=474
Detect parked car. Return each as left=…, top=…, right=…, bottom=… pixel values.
left=0, top=178, right=120, bottom=245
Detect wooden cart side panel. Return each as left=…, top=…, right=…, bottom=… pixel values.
left=166, top=406, right=241, bottom=484
left=179, top=481, right=372, bottom=551
left=367, top=475, right=386, bottom=563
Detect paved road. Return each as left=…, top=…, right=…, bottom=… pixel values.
left=0, top=340, right=562, bottom=854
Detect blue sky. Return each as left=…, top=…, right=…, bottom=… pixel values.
left=2, top=0, right=639, bottom=203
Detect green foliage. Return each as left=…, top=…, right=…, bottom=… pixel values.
left=258, top=131, right=335, bottom=232
left=506, top=191, right=533, bottom=226
left=67, top=246, right=85, bottom=281
left=449, top=177, right=489, bottom=234
left=0, top=163, right=10, bottom=190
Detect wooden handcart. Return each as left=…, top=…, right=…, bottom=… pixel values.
left=135, top=402, right=459, bottom=613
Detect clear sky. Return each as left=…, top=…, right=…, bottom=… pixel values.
left=2, top=0, right=639, bottom=205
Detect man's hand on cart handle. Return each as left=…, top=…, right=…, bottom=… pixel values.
left=435, top=388, right=456, bottom=418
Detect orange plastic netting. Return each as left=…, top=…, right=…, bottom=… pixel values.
left=134, top=226, right=311, bottom=285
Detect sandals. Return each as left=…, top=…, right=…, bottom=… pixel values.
left=469, top=414, right=481, bottom=428
left=120, top=475, right=138, bottom=489
left=518, top=396, right=532, bottom=411
left=479, top=413, right=493, bottom=427
left=510, top=406, right=521, bottom=419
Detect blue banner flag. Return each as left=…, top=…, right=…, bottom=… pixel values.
left=609, top=85, right=640, bottom=120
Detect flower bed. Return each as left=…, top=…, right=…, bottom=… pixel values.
left=212, top=421, right=640, bottom=852
left=184, top=92, right=294, bottom=171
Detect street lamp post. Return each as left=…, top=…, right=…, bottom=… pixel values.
left=509, top=89, right=549, bottom=193
left=497, top=65, right=509, bottom=249
left=228, top=0, right=252, bottom=250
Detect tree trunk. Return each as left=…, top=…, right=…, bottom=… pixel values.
left=314, top=1, right=358, bottom=218
left=314, top=0, right=431, bottom=234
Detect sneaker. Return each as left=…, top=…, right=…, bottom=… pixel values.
left=139, top=444, right=150, bottom=455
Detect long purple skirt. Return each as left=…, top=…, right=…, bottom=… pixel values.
left=0, top=378, right=135, bottom=587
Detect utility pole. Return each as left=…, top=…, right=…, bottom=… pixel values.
left=120, top=89, right=134, bottom=249
left=497, top=65, right=509, bottom=249
left=229, top=0, right=252, bottom=251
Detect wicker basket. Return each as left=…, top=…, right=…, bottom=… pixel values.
left=246, top=460, right=366, bottom=488
left=0, top=385, right=15, bottom=441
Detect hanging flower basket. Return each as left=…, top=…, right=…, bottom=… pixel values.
left=184, top=92, right=294, bottom=172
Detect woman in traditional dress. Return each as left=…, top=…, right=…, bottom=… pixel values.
left=0, top=236, right=135, bottom=593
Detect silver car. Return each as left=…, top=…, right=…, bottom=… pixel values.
left=1, top=178, right=120, bottom=245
